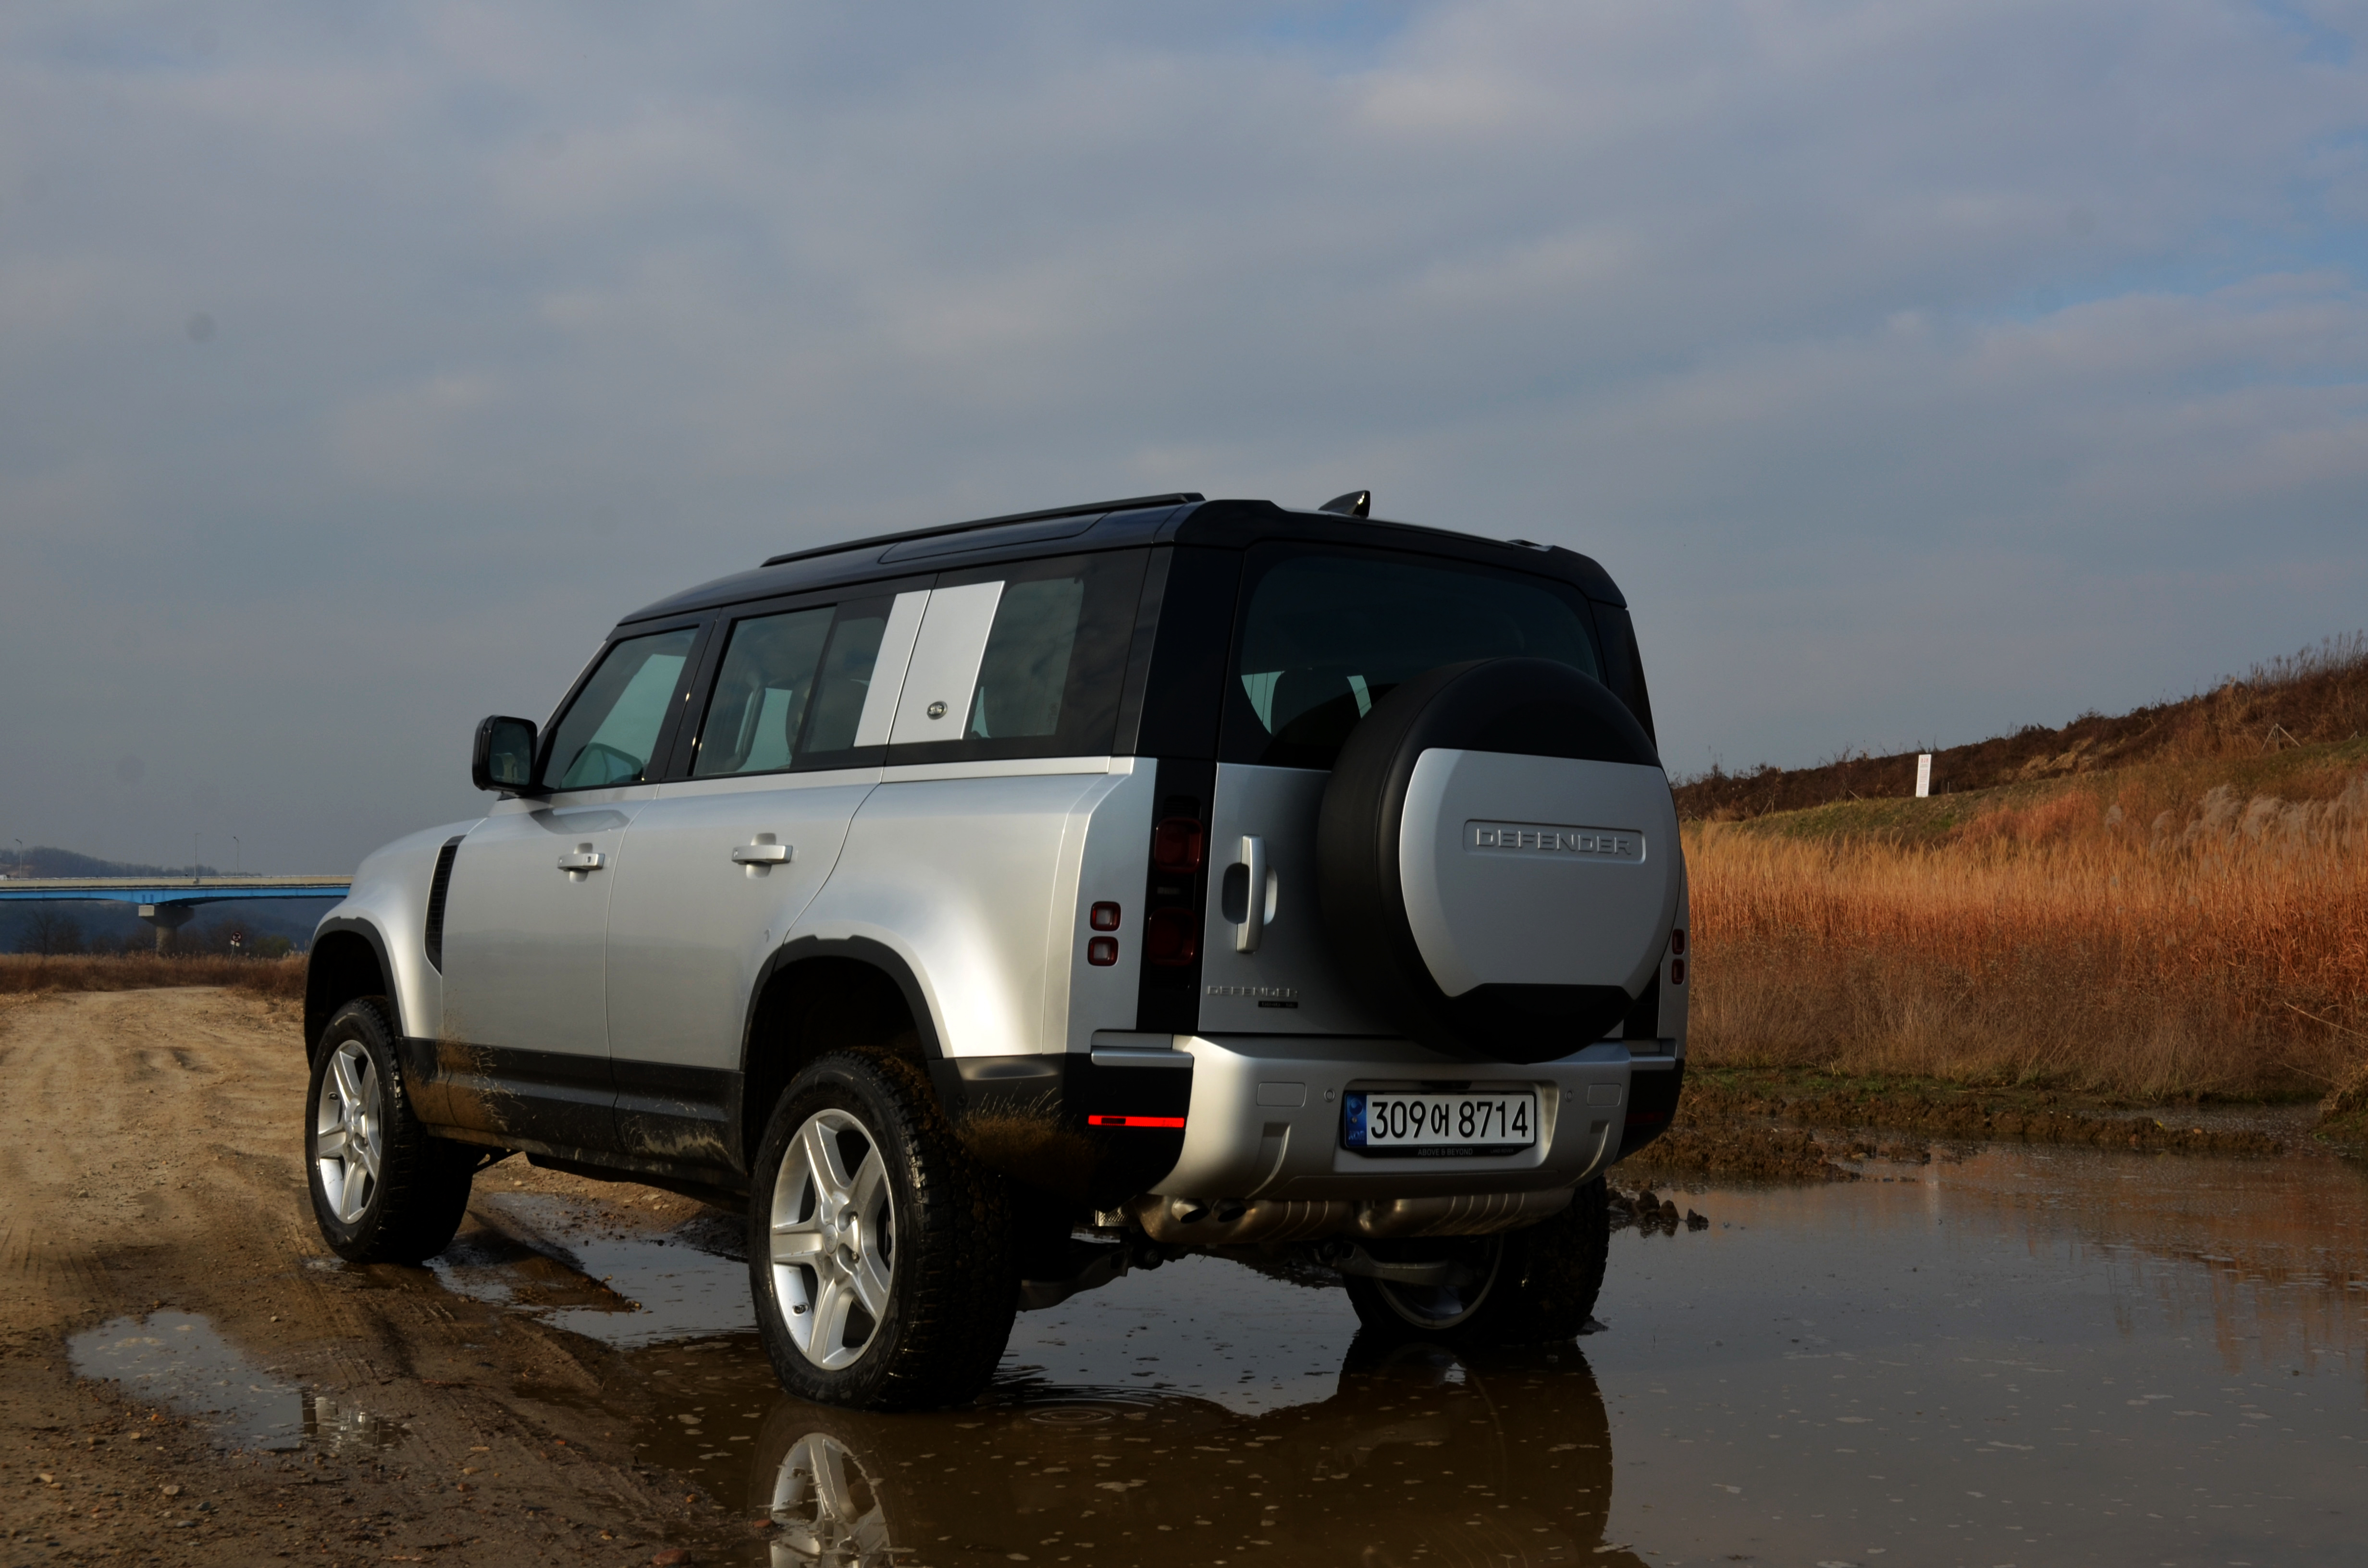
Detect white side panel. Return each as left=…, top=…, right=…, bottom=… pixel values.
left=790, top=767, right=1112, bottom=1057
left=849, top=591, right=931, bottom=748
left=1199, top=763, right=1393, bottom=1035
left=1661, top=857, right=1691, bottom=1055
left=1054, top=760, right=1156, bottom=1053
left=888, top=581, right=1004, bottom=745
left=1398, top=749, right=1680, bottom=998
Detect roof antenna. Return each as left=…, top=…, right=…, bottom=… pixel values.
left=1318, top=490, right=1370, bottom=518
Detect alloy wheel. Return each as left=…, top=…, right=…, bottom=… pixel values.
left=769, top=1431, right=894, bottom=1567
left=1373, top=1237, right=1505, bottom=1331
left=313, top=1040, right=383, bottom=1225
left=770, top=1109, right=896, bottom=1369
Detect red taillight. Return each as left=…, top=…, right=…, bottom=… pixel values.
left=1089, top=901, right=1122, bottom=931
left=1669, top=927, right=1687, bottom=956
left=1151, top=817, right=1205, bottom=872
left=1087, top=936, right=1119, bottom=967
left=1086, top=1114, right=1186, bottom=1129
left=1669, top=957, right=1687, bottom=986
left=1145, top=907, right=1198, bottom=966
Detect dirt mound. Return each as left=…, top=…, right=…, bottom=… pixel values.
left=1676, top=632, right=2368, bottom=820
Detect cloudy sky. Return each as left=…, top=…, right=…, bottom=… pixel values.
left=3, top=1, right=2364, bottom=871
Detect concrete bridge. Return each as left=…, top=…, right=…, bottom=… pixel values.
left=0, top=876, right=351, bottom=950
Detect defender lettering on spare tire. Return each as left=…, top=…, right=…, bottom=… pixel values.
left=1316, top=655, right=1680, bottom=1062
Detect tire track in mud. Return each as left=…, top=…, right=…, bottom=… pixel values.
left=0, top=986, right=742, bottom=1565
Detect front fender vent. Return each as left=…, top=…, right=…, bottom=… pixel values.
left=422, top=836, right=464, bottom=972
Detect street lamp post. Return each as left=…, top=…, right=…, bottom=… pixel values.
left=232, top=836, right=241, bottom=876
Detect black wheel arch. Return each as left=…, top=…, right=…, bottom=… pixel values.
left=739, top=937, right=945, bottom=1173
left=306, top=919, right=400, bottom=1065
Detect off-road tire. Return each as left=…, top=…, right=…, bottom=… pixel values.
left=305, top=997, right=476, bottom=1264
left=750, top=1050, right=1018, bottom=1410
left=1344, top=1176, right=1610, bottom=1345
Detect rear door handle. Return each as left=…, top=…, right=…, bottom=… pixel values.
left=731, top=842, right=792, bottom=865
left=556, top=848, right=606, bottom=872
left=1235, top=834, right=1269, bottom=953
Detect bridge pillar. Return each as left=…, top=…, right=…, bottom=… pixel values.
left=137, top=904, right=196, bottom=953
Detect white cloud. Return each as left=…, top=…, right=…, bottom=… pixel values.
left=0, top=0, right=2363, bottom=866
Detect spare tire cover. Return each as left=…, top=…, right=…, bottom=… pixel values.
left=1315, top=657, right=1681, bottom=1064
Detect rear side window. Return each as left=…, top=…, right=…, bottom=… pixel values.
left=968, top=575, right=1086, bottom=738
left=691, top=607, right=834, bottom=776
left=888, top=551, right=1149, bottom=764
left=689, top=598, right=900, bottom=776
left=543, top=626, right=700, bottom=789
left=1222, top=548, right=1601, bottom=769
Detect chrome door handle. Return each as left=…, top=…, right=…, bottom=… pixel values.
left=1235, top=834, right=1269, bottom=953
left=731, top=842, right=792, bottom=865
left=556, top=848, right=606, bottom=872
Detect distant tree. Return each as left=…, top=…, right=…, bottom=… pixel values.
left=18, top=910, right=86, bottom=956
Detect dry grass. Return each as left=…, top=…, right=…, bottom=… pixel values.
left=0, top=952, right=305, bottom=1000
left=1686, top=753, right=2368, bottom=1102
left=1678, top=631, right=2368, bottom=819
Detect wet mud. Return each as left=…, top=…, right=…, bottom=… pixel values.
left=10, top=988, right=2368, bottom=1567
left=1630, top=1070, right=2300, bottom=1182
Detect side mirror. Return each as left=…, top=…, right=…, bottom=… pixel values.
left=472, top=715, right=542, bottom=795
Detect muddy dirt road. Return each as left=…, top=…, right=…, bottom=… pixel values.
left=2, top=988, right=741, bottom=1565
left=8, top=987, right=2365, bottom=1567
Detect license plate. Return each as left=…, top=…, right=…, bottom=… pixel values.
left=1341, top=1091, right=1537, bottom=1157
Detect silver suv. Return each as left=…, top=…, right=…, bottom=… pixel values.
left=302, top=492, right=1688, bottom=1410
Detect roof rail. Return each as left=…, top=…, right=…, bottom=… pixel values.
left=760, top=493, right=1206, bottom=569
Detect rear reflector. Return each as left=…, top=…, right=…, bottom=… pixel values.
left=1087, top=936, right=1119, bottom=967
left=1145, top=907, right=1198, bottom=966
left=1089, top=901, right=1122, bottom=931
left=1086, top=1114, right=1186, bottom=1128
left=1669, top=957, right=1686, bottom=986
left=1669, top=927, right=1687, bottom=956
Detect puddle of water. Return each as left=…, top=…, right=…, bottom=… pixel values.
left=431, top=1192, right=752, bottom=1347
left=1593, top=1144, right=2368, bottom=1567
left=68, top=1311, right=308, bottom=1450
left=413, top=1146, right=2368, bottom=1564
left=304, top=1390, right=403, bottom=1454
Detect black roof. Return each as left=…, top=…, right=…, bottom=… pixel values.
left=617, top=497, right=1626, bottom=626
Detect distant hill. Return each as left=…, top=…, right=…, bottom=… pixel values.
left=2, top=845, right=222, bottom=879
left=1674, top=633, right=2368, bottom=821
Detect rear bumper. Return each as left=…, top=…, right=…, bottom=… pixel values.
left=1153, top=1033, right=1634, bottom=1202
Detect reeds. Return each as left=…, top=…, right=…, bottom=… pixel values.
left=1686, top=762, right=2368, bottom=1100
left=0, top=952, right=305, bottom=999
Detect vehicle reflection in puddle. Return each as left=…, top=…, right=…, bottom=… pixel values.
left=68, top=1311, right=310, bottom=1450
left=735, top=1338, right=1635, bottom=1567
left=413, top=1144, right=2368, bottom=1565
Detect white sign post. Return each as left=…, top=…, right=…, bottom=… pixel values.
left=1915, top=753, right=1933, bottom=798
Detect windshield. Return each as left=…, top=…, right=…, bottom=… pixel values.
left=1228, top=550, right=1601, bottom=769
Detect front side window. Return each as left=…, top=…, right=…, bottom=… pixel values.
left=544, top=626, right=699, bottom=789
left=1226, top=549, right=1602, bottom=769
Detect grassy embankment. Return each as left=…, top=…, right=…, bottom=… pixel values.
left=0, top=952, right=304, bottom=999
left=1653, top=637, right=2368, bottom=1169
